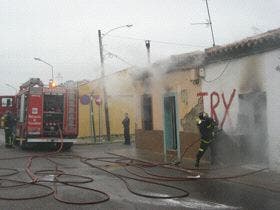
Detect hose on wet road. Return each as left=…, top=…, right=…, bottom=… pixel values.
left=0, top=134, right=276, bottom=205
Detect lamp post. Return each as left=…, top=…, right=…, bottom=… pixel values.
left=98, top=24, right=133, bottom=141
left=34, top=57, right=54, bottom=82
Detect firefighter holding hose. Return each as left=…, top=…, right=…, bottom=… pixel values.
left=195, top=112, right=218, bottom=168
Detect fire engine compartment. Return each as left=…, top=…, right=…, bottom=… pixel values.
left=43, top=94, right=64, bottom=137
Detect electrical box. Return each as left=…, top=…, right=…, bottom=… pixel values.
left=199, top=68, right=205, bottom=78
left=190, top=69, right=199, bottom=81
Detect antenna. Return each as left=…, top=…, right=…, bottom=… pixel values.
left=191, top=0, right=216, bottom=46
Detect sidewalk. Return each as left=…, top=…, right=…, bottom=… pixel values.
left=75, top=135, right=135, bottom=145
left=104, top=142, right=280, bottom=194
left=228, top=166, right=280, bottom=193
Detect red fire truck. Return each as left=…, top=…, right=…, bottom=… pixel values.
left=16, top=78, right=78, bottom=149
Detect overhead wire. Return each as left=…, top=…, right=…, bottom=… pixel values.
left=103, top=49, right=136, bottom=67
left=106, top=34, right=208, bottom=48
left=202, top=60, right=231, bottom=83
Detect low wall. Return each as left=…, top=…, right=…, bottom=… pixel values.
left=135, top=129, right=163, bottom=153
left=135, top=129, right=252, bottom=166
left=179, top=132, right=200, bottom=159
left=135, top=129, right=200, bottom=159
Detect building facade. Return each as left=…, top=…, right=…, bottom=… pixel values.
left=134, top=52, right=205, bottom=160
left=202, top=28, right=280, bottom=171
left=78, top=69, right=136, bottom=140
left=134, top=28, right=280, bottom=171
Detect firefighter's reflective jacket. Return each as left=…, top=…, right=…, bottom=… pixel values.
left=4, top=112, right=16, bottom=130
left=196, top=116, right=217, bottom=141
left=0, top=115, right=5, bottom=128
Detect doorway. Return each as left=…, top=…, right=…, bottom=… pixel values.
left=163, top=94, right=179, bottom=153
left=238, top=91, right=268, bottom=164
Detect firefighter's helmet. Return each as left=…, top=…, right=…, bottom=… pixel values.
left=198, top=112, right=208, bottom=120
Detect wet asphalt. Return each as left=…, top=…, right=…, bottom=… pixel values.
left=0, top=130, right=280, bottom=210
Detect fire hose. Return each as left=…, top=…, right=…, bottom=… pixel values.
left=0, top=131, right=277, bottom=205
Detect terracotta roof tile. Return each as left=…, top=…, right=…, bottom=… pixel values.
left=205, top=28, right=280, bottom=55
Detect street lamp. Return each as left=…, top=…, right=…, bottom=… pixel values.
left=98, top=24, right=133, bottom=77
left=101, top=24, right=133, bottom=37
left=98, top=24, right=133, bottom=141
left=34, top=57, right=54, bottom=82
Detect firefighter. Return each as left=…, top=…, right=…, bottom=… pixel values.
left=122, top=113, right=130, bottom=145
left=195, top=112, right=218, bottom=167
left=4, top=111, right=16, bottom=147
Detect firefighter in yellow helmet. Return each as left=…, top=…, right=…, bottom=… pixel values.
left=195, top=112, right=218, bottom=167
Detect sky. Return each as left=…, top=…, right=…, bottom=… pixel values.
left=0, top=0, right=279, bottom=94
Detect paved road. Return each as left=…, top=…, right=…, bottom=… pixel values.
left=0, top=129, right=279, bottom=210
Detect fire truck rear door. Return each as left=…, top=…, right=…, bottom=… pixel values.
left=27, top=93, right=43, bottom=136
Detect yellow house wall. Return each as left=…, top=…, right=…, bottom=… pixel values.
left=150, top=80, right=164, bottom=130
left=78, top=84, right=91, bottom=138
left=163, top=70, right=201, bottom=131
left=135, top=69, right=201, bottom=131
left=78, top=69, right=136, bottom=138
left=134, top=82, right=144, bottom=130
left=108, top=96, right=135, bottom=135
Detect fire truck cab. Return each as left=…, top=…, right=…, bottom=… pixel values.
left=16, top=78, right=78, bottom=149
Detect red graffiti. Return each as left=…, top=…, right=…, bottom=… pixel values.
left=197, top=92, right=208, bottom=104
left=220, top=89, right=236, bottom=128
left=210, top=92, right=220, bottom=124
left=197, top=89, right=236, bottom=128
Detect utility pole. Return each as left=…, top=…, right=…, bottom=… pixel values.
left=90, top=94, right=97, bottom=142
left=97, top=25, right=132, bottom=142
left=98, top=29, right=111, bottom=141
left=145, top=40, right=151, bottom=64
left=205, top=0, right=215, bottom=46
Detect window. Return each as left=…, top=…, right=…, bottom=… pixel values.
left=1, top=97, right=13, bottom=107
left=142, top=94, right=153, bottom=130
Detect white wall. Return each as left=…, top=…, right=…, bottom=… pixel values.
left=264, top=49, right=280, bottom=171
left=202, top=51, right=280, bottom=170
left=202, top=53, right=266, bottom=133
